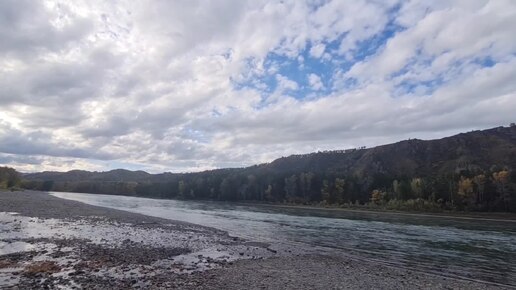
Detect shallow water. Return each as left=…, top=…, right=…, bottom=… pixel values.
left=51, top=191, right=516, bottom=286
left=0, top=209, right=279, bottom=284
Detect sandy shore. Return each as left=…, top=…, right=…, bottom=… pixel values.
left=0, top=191, right=509, bottom=289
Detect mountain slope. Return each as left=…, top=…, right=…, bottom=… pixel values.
left=22, top=125, right=516, bottom=211
left=24, top=126, right=516, bottom=182
left=258, top=126, right=516, bottom=177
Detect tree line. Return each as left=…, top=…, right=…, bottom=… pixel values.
left=21, top=166, right=516, bottom=212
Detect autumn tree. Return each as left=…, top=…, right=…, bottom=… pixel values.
left=457, top=176, right=474, bottom=206
left=370, top=189, right=386, bottom=205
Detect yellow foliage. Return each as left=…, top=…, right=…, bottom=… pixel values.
left=410, top=178, right=423, bottom=197
left=370, top=189, right=385, bottom=204
left=473, top=174, right=486, bottom=186
left=457, top=176, right=473, bottom=198
left=493, top=170, right=510, bottom=184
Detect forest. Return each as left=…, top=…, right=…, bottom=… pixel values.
left=19, top=166, right=516, bottom=212
left=15, top=126, right=516, bottom=212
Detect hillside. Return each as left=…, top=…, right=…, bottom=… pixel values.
left=261, top=126, right=516, bottom=177
left=22, top=125, right=516, bottom=211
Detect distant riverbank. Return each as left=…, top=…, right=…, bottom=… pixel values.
left=29, top=187, right=516, bottom=220
left=0, top=191, right=510, bottom=289
left=241, top=201, right=516, bottom=222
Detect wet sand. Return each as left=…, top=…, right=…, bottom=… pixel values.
left=0, top=191, right=509, bottom=289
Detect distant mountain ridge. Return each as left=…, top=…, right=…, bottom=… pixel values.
left=22, top=125, right=516, bottom=212
left=263, top=126, right=516, bottom=176
left=25, top=125, right=516, bottom=182
left=24, top=169, right=153, bottom=182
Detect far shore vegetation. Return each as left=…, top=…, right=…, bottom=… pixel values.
left=15, top=166, right=516, bottom=213
left=8, top=126, right=516, bottom=213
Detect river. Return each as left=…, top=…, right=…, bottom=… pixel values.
left=51, top=191, right=516, bottom=286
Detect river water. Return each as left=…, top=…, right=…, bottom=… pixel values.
left=51, top=191, right=516, bottom=286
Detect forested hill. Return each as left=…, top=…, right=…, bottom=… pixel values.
left=265, top=125, right=516, bottom=176
left=22, top=125, right=516, bottom=212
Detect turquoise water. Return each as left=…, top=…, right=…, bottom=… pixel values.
left=51, top=191, right=516, bottom=286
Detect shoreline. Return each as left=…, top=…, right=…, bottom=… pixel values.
left=0, top=190, right=288, bottom=288
left=241, top=202, right=516, bottom=222
left=41, top=188, right=516, bottom=221
left=0, top=190, right=511, bottom=289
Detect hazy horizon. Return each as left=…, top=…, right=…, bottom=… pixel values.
left=1, top=1, right=515, bottom=173
left=17, top=123, right=512, bottom=174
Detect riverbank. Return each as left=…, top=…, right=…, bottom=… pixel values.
left=43, top=188, right=516, bottom=221
left=230, top=199, right=516, bottom=222
left=0, top=191, right=509, bottom=289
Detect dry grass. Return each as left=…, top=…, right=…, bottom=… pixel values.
left=24, top=261, right=61, bottom=274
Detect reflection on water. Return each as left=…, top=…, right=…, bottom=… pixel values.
left=51, top=191, right=516, bottom=286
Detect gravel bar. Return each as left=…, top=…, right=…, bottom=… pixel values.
left=0, top=190, right=510, bottom=289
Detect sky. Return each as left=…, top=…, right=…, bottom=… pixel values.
left=0, top=0, right=515, bottom=173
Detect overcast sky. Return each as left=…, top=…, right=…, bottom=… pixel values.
left=0, top=0, right=515, bottom=173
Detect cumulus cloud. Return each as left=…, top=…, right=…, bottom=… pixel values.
left=0, top=0, right=515, bottom=173
left=275, top=74, right=299, bottom=93
left=308, top=74, right=324, bottom=90
left=309, top=43, right=326, bottom=58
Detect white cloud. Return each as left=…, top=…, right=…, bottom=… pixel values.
left=275, top=74, right=299, bottom=92
left=309, top=43, right=326, bottom=58
left=308, top=74, right=324, bottom=90
left=0, top=0, right=515, bottom=173
left=346, top=0, right=516, bottom=85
